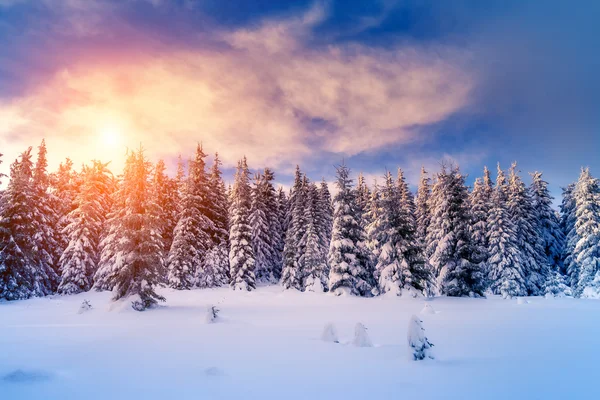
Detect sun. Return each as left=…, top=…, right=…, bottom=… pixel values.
left=99, top=126, right=122, bottom=148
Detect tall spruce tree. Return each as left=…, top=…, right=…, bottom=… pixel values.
left=415, top=166, right=431, bottom=245
left=426, top=165, right=483, bottom=297
left=167, top=145, right=214, bottom=289
left=251, top=168, right=280, bottom=283
left=368, top=171, right=431, bottom=296
left=229, top=157, right=256, bottom=291
left=507, top=163, right=548, bottom=295
left=0, top=148, right=57, bottom=299
left=31, top=140, right=61, bottom=290
left=529, top=171, right=567, bottom=293
left=571, top=168, right=600, bottom=297
left=274, top=187, right=288, bottom=277
left=327, top=163, right=374, bottom=296
left=469, top=167, right=493, bottom=288
left=356, top=173, right=371, bottom=227
left=299, top=183, right=328, bottom=291
left=486, top=165, right=527, bottom=298
left=151, top=159, right=179, bottom=278
left=202, top=153, right=230, bottom=287
left=281, top=166, right=307, bottom=291
left=93, top=148, right=165, bottom=310
left=561, top=183, right=579, bottom=285
left=58, top=161, right=113, bottom=294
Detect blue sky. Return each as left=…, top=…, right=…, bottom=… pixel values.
left=0, top=0, right=598, bottom=200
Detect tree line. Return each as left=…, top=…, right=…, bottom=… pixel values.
left=0, top=140, right=598, bottom=309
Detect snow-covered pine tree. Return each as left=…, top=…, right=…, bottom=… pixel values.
left=299, top=183, right=328, bottom=291
left=530, top=172, right=565, bottom=270
left=58, top=161, right=113, bottom=294
left=426, top=164, right=484, bottom=297
left=229, top=157, right=256, bottom=291
left=486, top=165, right=527, bottom=298
left=281, top=166, right=307, bottom=291
left=0, top=148, right=57, bottom=299
left=93, top=148, right=165, bottom=310
left=318, top=179, right=333, bottom=246
left=151, top=159, right=179, bottom=278
left=469, top=167, right=493, bottom=288
left=327, top=163, right=374, bottom=296
left=168, top=144, right=214, bottom=289
left=415, top=166, right=431, bottom=245
left=274, top=186, right=288, bottom=276
left=396, top=168, right=416, bottom=219
left=355, top=173, right=371, bottom=227
left=560, top=183, right=579, bottom=286
left=507, top=163, right=548, bottom=295
left=251, top=168, right=280, bottom=284
left=544, top=269, right=572, bottom=297
left=201, top=153, right=230, bottom=287
left=51, top=158, right=80, bottom=268
left=368, top=171, right=431, bottom=296
left=407, top=315, right=434, bottom=360
left=571, top=168, right=600, bottom=297
left=31, top=139, right=61, bottom=291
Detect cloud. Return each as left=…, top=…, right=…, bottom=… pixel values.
left=0, top=2, right=473, bottom=178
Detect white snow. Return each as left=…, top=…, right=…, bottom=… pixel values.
left=352, top=322, right=373, bottom=347
left=1, top=286, right=599, bottom=399
left=420, top=304, right=436, bottom=314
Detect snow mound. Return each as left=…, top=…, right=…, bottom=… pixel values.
left=352, top=323, right=373, bottom=347
left=206, top=305, right=220, bottom=323
left=516, top=297, right=529, bottom=305
left=407, top=315, right=434, bottom=360
left=420, top=304, right=436, bottom=315
left=77, top=300, right=93, bottom=314
left=321, top=323, right=339, bottom=343
left=204, top=367, right=225, bottom=376
left=3, top=369, right=54, bottom=383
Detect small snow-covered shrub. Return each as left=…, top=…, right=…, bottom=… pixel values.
left=516, top=297, right=529, bottom=305
left=352, top=323, right=373, bottom=347
left=77, top=300, right=93, bottom=314
left=206, top=305, right=220, bottom=323
left=321, top=323, right=339, bottom=343
left=407, top=315, right=434, bottom=360
left=420, top=304, right=435, bottom=315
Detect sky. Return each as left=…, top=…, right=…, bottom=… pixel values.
left=0, top=0, right=598, bottom=199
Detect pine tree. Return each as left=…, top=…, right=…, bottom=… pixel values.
left=560, top=183, right=579, bottom=285
left=201, top=153, right=230, bottom=287
left=368, top=171, right=431, bottom=296
left=530, top=172, right=565, bottom=269
left=507, top=163, right=548, bottom=295
left=58, top=161, right=113, bottom=294
left=571, top=168, right=600, bottom=297
left=469, top=167, right=493, bottom=288
left=299, top=183, right=329, bottom=291
left=487, top=165, right=527, bottom=298
left=426, top=165, right=483, bottom=297
left=415, top=166, right=431, bottom=245
left=327, top=163, right=374, bottom=296
left=93, top=148, right=165, bottom=310
left=229, top=157, right=256, bottom=291
left=281, top=166, right=307, bottom=291
left=0, top=148, right=57, bottom=299
left=274, top=187, right=287, bottom=278
left=151, top=159, right=179, bottom=278
left=355, top=172, right=371, bottom=227
left=396, top=168, right=416, bottom=218
left=51, top=158, right=81, bottom=267
left=31, top=139, right=61, bottom=290
left=167, top=145, right=214, bottom=289
left=251, top=169, right=280, bottom=284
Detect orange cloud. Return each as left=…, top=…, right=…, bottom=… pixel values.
left=0, top=4, right=473, bottom=176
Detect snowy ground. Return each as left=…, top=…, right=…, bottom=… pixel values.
left=1, top=287, right=599, bottom=400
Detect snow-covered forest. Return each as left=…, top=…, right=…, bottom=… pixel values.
left=1, top=140, right=599, bottom=308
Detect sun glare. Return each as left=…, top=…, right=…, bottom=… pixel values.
left=99, top=127, right=122, bottom=148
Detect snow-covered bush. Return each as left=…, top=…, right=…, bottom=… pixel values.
left=206, top=305, right=220, bottom=323
left=352, top=323, right=373, bottom=347
left=407, top=315, right=434, bottom=360
left=420, top=304, right=435, bottom=315
left=77, top=300, right=93, bottom=314
left=321, top=323, right=339, bottom=343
